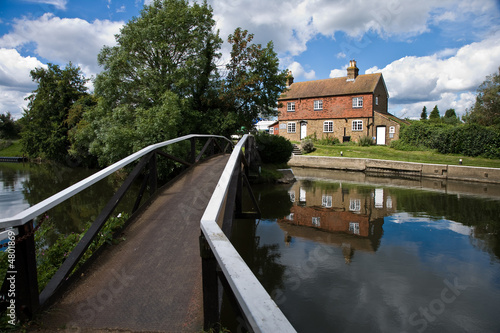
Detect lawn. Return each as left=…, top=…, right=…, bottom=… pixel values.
left=0, top=140, right=23, bottom=157
left=299, top=143, right=500, bottom=168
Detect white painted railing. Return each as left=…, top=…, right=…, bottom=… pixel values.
left=200, top=134, right=297, bottom=333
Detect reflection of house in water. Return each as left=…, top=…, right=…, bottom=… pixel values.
left=278, top=180, right=395, bottom=263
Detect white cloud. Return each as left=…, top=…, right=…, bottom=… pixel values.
left=0, top=13, right=123, bottom=78
left=288, top=61, right=316, bottom=81
left=366, top=31, right=500, bottom=118
left=329, top=65, right=348, bottom=78
left=0, top=48, right=47, bottom=117
left=23, top=0, right=68, bottom=10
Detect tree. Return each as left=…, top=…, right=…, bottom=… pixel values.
left=80, top=0, right=222, bottom=166
left=443, top=108, right=460, bottom=125
left=465, top=67, right=500, bottom=128
left=222, top=28, right=288, bottom=133
left=20, top=63, right=88, bottom=162
left=420, top=106, right=427, bottom=120
left=0, top=112, right=21, bottom=139
left=429, top=105, right=440, bottom=121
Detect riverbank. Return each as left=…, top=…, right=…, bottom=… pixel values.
left=288, top=155, right=500, bottom=184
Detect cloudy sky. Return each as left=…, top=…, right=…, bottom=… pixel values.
left=1, top=0, right=499, bottom=119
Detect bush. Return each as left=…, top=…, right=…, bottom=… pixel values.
left=254, top=132, right=294, bottom=164
left=358, top=135, right=373, bottom=146
left=301, top=139, right=315, bottom=153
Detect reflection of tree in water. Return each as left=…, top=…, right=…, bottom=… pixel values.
left=395, top=189, right=500, bottom=260
left=0, top=163, right=30, bottom=190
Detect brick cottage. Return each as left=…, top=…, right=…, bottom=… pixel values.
left=276, top=60, right=407, bottom=145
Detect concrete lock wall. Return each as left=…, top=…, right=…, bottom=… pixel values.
left=288, top=155, right=500, bottom=184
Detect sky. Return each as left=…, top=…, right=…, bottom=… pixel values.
left=0, top=0, right=500, bottom=120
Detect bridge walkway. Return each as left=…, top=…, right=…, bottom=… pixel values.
left=34, top=154, right=230, bottom=332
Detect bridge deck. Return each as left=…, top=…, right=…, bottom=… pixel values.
left=35, top=155, right=230, bottom=332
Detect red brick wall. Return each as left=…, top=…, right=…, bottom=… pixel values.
left=270, top=123, right=279, bottom=135
left=279, top=93, right=373, bottom=121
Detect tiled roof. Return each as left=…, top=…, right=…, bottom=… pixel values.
left=279, top=73, right=382, bottom=100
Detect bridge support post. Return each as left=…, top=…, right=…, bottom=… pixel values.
left=199, top=234, right=220, bottom=331
left=149, top=153, right=157, bottom=195
left=190, top=138, right=196, bottom=164
left=14, top=221, right=40, bottom=319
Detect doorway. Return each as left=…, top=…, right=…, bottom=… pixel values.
left=300, top=122, right=307, bottom=140
left=376, top=126, right=386, bottom=145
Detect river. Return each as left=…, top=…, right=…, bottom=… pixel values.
left=225, top=167, right=500, bottom=333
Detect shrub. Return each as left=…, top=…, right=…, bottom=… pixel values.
left=254, top=132, right=294, bottom=164
left=301, top=139, right=315, bottom=153
left=358, top=135, right=373, bottom=146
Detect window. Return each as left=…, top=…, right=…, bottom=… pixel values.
left=322, top=195, right=332, bottom=208
left=389, top=126, right=395, bottom=134
left=349, top=199, right=361, bottom=211
left=287, top=102, right=295, bottom=112
left=349, top=222, right=360, bottom=235
left=287, top=122, right=296, bottom=133
left=312, top=217, right=321, bottom=227
left=269, top=127, right=274, bottom=134
left=375, top=96, right=379, bottom=106
left=352, top=97, right=363, bottom=108
left=352, top=120, right=363, bottom=131
left=286, top=213, right=294, bottom=221
left=323, top=121, right=333, bottom=133
left=314, top=100, right=323, bottom=110
left=288, top=190, right=296, bottom=203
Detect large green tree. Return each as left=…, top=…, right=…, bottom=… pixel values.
left=20, top=63, right=88, bottom=162
left=420, top=106, right=427, bottom=120
left=465, top=67, right=500, bottom=128
left=429, top=105, right=440, bottom=121
left=80, top=0, right=222, bottom=166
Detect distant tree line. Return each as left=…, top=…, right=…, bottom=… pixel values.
left=13, top=0, right=288, bottom=166
left=395, top=67, right=500, bottom=158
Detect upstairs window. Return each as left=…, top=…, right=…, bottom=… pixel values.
left=314, top=100, right=323, bottom=110
left=323, top=121, right=333, bottom=133
left=352, top=120, right=363, bottom=131
left=375, top=96, right=379, bottom=106
left=287, top=102, right=296, bottom=112
left=352, top=97, right=363, bottom=108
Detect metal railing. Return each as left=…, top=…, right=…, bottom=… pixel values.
left=200, top=134, right=297, bottom=332
left=0, top=134, right=232, bottom=318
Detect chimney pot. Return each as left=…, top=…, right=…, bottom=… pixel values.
left=347, top=60, right=359, bottom=81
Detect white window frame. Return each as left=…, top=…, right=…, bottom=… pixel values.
left=352, top=97, right=363, bottom=108
left=375, top=96, right=379, bottom=106
left=314, top=100, right=323, bottom=110
left=287, top=122, right=296, bottom=133
left=323, top=121, right=333, bottom=133
left=322, top=195, right=332, bottom=208
left=287, top=102, right=296, bottom=112
left=312, top=217, right=321, bottom=227
left=269, top=127, right=274, bottom=135
left=352, top=120, right=363, bottom=131
left=349, top=199, right=361, bottom=211
left=349, top=222, right=360, bottom=235
left=389, top=126, right=395, bottom=134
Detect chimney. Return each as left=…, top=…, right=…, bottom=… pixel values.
left=286, top=70, right=294, bottom=87
left=347, top=60, right=359, bottom=81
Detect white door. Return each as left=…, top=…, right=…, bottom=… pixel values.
left=300, top=122, right=307, bottom=140
left=376, top=126, right=386, bottom=145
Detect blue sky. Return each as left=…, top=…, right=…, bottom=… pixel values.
left=1, top=0, right=500, bottom=119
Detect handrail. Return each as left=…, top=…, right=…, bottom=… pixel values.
left=0, top=134, right=232, bottom=229
left=200, top=134, right=297, bottom=333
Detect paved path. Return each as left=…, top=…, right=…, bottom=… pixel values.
left=35, top=155, right=230, bottom=332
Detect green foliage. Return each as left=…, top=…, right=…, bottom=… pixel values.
left=254, top=132, right=293, bottom=164
left=429, top=105, right=440, bottom=121
left=465, top=67, right=500, bottom=128
left=223, top=28, right=288, bottom=132
left=398, top=121, right=500, bottom=158
left=20, top=63, right=89, bottom=163
left=301, top=138, right=315, bottom=153
left=0, top=112, right=20, bottom=139
left=420, top=106, right=427, bottom=120
left=358, top=135, right=373, bottom=146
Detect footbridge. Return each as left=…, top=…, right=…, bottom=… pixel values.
left=0, top=134, right=296, bottom=332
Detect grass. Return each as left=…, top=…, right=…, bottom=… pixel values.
left=298, top=142, right=500, bottom=168
left=0, top=140, right=23, bottom=157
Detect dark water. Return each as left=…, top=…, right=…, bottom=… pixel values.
left=228, top=168, right=500, bottom=333
left=0, top=162, right=143, bottom=238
